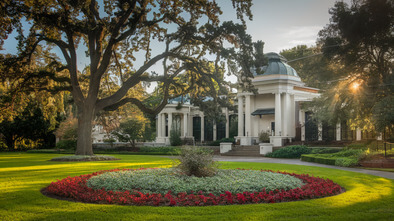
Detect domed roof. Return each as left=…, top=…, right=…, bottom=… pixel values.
left=256, top=52, right=299, bottom=77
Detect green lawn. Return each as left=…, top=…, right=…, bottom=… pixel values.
left=0, top=153, right=393, bottom=220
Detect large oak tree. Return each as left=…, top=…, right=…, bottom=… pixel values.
left=1, top=0, right=255, bottom=155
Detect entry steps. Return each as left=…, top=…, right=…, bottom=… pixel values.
left=221, top=145, right=261, bottom=157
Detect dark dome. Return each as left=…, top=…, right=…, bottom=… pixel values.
left=256, top=52, right=299, bottom=77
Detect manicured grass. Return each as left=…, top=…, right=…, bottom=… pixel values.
left=0, top=153, right=393, bottom=220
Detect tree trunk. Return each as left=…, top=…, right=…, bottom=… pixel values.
left=75, top=104, right=95, bottom=155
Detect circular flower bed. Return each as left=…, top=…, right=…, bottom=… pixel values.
left=43, top=168, right=343, bottom=206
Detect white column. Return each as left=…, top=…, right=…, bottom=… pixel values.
left=245, top=95, right=252, bottom=137
left=162, top=113, right=166, bottom=137
left=168, top=113, right=172, bottom=138
left=318, top=122, right=323, bottom=141
left=225, top=108, right=230, bottom=138
left=283, top=93, right=290, bottom=137
left=183, top=113, right=188, bottom=137
left=213, top=122, right=217, bottom=141
left=300, top=110, right=305, bottom=141
left=275, top=93, right=282, bottom=136
left=356, top=128, right=362, bottom=141
left=336, top=122, right=341, bottom=141
left=201, top=115, right=205, bottom=142
left=238, top=96, right=244, bottom=137
left=157, top=114, right=162, bottom=137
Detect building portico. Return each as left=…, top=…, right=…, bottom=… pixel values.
left=236, top=53, right=319, bottom=147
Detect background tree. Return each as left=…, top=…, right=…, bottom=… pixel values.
left=1, top=0, right=255, bottom=155
left=111, top=118, right=144, bottom=148
left=317, top=0, right=393, bottom=135
left=0, top=104, right=52, bottom=150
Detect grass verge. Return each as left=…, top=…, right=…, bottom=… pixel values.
left=0, top=153, right=393, bottom=220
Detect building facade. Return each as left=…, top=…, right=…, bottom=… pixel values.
left=155, top=52, right=370, bottom=147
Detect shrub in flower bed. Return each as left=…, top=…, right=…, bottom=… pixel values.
left=50, top=155, right=119, bottom=161
left=43, top=168, right=343, bottom=206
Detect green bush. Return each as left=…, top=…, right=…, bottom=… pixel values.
left=209, top=138, right=235, bottom=146
left=170, top=129, right=182, bottom=146
left=300, top=154, right=337, bottom=165
left=56, top=140, right=77, bottom=150
left=265, top=145, right=311, bottom=158
left=346, top=143, right=368, bottom=149
left=176, top=146, right=217, bottom=177
left=259, top=130, right=270, bottom=143
left=332, top=149, right=364, bottom=157
left=310, top=148, right=342, bottom=154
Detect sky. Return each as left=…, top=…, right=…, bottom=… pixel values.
left=219, top=0, right=350, bottom=53
left=1, top=0, right=351, bottom=89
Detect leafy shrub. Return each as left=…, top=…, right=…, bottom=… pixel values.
left=301, top=155, right=337, bottom=165
left=259, top=130, right=270, bottom=143
left=209, top=138, right=235, bottom=146
left=176, top=146, right=217, bottom=177
left=310, top=148, right=342, bottom=154
left=56, top=140, right=77, bottom=150
left=265, top=145, right=311, bottom=158
left=332, top=149, right=364, bottom=158
left=170, top=128, right=182, bottom=146
left=346, top=143, right=368, bottom=149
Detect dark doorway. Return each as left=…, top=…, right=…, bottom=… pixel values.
left=193, top=117, right=201, bottom=141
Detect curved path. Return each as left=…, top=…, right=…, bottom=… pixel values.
left=211, top=156, right=394, bottom=179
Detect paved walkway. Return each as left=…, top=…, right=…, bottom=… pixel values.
left=211, top=156, right=394, bottom=180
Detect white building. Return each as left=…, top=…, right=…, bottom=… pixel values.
left=237, top=52, right=319, bottom=147
left=155, top=52, right=321, bottom=147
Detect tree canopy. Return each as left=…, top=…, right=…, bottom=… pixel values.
left=0, top=0, right=255, bottom=155
left=315, top=0, right=393, bottom=135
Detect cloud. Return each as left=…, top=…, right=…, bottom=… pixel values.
left=274, top=26, right=322, bottom=51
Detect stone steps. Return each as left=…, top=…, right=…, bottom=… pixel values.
left=221, top=145, right=261, bottom=157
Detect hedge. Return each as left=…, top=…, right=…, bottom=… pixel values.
left=301, top=154, right=336, bottom=165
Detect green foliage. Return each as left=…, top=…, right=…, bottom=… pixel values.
left=169, top=128, right=182, bottom=146
left=265, top=145, right=311, bottom=158
left=0, top=105, right=52, bottom=150
left=176, top=146, right=217, bottom=177
left=301, top=148, right=364, bottom=167
left=372, top=96, right=394, bottom=134
left=209, top=138, right=235, bottom=146
left=316, top=0, right=394, bottom=131
left=112, top=119, right=144, bottom=148
left=259, top=130, right=270, bottom=143
left=310, top=148, right=342, bottom=154
left=55, top=140, right=77, bottom=150
left=300, top=155, right=337, bottom=166
left=346, top=143, right=368, bottom=150
left=86, top=168, right=303, bottom=195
